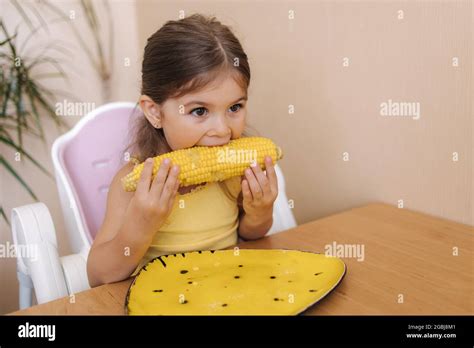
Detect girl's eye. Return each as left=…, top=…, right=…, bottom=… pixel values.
left=189, top=104, right=243, bottom=117
left=229, top=103, right=243, bottom=113
left=190, top=107, right=208, bottom=117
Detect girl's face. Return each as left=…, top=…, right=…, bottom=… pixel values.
left=140, top=72, right=248, bottom=151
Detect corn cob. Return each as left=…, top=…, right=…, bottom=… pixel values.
left=121, top=136, right=283, bottom=192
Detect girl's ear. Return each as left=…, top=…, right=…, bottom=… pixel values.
left=139, top=94, right=162, bottom=128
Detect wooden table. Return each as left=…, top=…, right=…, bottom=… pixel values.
left=10, top=203, right=473, bottom=315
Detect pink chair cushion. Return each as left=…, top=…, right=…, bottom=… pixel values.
left=60, top=104, right=141, bottom=240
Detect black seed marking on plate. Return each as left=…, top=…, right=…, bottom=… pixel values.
left=288, top=280, right=292, bottom=283
left=238, top=265, right=243, bottom=267
left=188, top=281, right=193, bottom=284
left=157, top=257, right=166, bottom=268
left=309, top=289, right=318, bottom=292
left=314, top=272, right=323, bottom=276
left=274, top=298, right=279, bottom=301
left=222, top=303, right=228, bottom=307
left=210, top=250, right=216, bottom=254
left=198, top=251, right=202, bottom=254
left=173, top=254, right=177, bottom=257
left=234, top=276, right=240, bottom=279
left=180, top=270, right=188, bottom=274
left=181, top=300, right=188, bottom=304
left=181, top=253, right=185, bottom=257
left=270, top=276, right=276, bottom=279
left=152, top=289, right=163, bottom=292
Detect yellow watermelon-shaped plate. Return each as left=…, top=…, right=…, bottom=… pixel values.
left=125, top=249, right=346, bottom=315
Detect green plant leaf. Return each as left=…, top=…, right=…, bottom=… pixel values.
left=18, top=17, right=67, bottom=55
left=0, top=155, right=38, bottom=200
left=25, top=86, right=46, bottom=142
left=9, top=0, right=34, bottom=31
left=1, top=122, right=42, bottom=138
left=0, top=21, right=18, bottom=57
left=0, top=206, right=10, bottom=226
left=0, top=135, right=54, bottom=179
left=1, top=73, right=12, bottom=118
left=23, top=41, right=74, bottom=65
left=40, top=1, right=100, bottom=72
left=24, top=79, right=70, bottom=130
left=30, top=72, right=67, bottom=80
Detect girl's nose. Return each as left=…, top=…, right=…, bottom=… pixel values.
left=210, top=113, right=231, bottom=137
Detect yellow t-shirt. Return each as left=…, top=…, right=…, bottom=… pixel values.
left=131, top=175, right=242, bottom=276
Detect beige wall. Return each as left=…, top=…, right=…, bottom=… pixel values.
left=1, top=0, right=472, bottom=314
left=136, top=0, right=472, bottom=223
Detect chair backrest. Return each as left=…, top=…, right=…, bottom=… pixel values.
left=52, top=102, right=297, bottom=253
left=267, top=163, right=298, bottom=235
left=52, top=102, right=140, bottom=252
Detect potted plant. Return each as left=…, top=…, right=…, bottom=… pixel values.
left=1, top=0, right=114, bottom=224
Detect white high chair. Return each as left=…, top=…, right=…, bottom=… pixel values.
left=10, top=102, right=297, bottom=309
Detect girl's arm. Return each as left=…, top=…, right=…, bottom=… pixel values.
left=87, top=162, right=150, bottom=287
left=87, top=206, right=155, bottom=287
left=87, top=158, right=180, bottom=287
left=238, top=205, right=273, bottom=241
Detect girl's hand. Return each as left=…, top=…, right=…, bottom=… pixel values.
left=241, top=156, right=278, bottom=217
left=125, top=157, right=180, bottom=237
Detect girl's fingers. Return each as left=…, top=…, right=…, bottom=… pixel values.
left=244, top=167, right=263, bottom=200
left=173, top=178, right=180, bottom=193
left=150, top=158, right=172, bottom=197
left=167, top=178, right=181, bottom=211
left=136, top=158, right=154, bottom=195
left=157, top=164, right=180, bottom=204
left=241, top=179, right=252, bottom=202
left=264, top=156, right=278, bottom=194
left=250, top=160, right=271, bottom=197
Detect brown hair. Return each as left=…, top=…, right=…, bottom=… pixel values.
left=124, top=13, right=258, bottom=164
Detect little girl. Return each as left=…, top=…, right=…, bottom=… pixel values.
left=87, top=14, right=279, bottom=287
